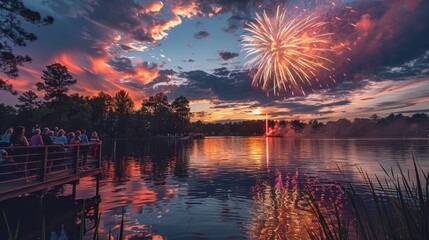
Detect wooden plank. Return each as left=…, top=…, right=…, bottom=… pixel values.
left=0, top=169, right=100, bottom=202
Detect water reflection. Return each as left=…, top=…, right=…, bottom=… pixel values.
left=249, top=169, right=346, bottom=239
left=1, top=137, right=428, bottom=239
left=0, top=192, right=100, bottom=239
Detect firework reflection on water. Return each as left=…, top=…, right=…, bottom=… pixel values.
left=249, top=169, right=345, bottom=239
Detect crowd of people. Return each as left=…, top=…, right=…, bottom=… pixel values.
left=0, top=125, right=101, bottom=148
left=0, top=125, right=102, bottom=165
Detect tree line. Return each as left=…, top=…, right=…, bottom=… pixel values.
left=191, top=113, right=429, bottom=138
left=0, top=63, right=191, bottom=137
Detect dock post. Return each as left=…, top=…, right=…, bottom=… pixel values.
left=98, top=143, right=102, bottom=168
left=75, top=145, right=80, bottom=174
left=95, top=174, right=100, bottom=197
left=40, top=146, right=48, bottom=182
left=72, top=182, right=77, bottom=201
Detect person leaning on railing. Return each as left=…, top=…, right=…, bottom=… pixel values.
left=0, top=127, right=13, bottom=147
left=54, top=129, right=68, bottom=145
left=10, top=126, right=29, bottom=180
left=90, top=131, right=102, bottom=159
left=30, top=129, right=44, bottom=146
left=0, top=149, right=16, bottom=181
left=10, top=126, right=29, bottom=147
left=41, top=127, right=67, bottom=172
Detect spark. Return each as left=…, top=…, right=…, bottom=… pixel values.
left=241, top=6, right=333, bottom=95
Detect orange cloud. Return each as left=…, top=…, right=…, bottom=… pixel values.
left=143, top=1, right=164, bottom=13
left=41, top=51, right=162, bottom=104
left=172, top=1, right=199, bottom=18
left=91, top=58, right=116, bottom=75
left=53, top=52, right=86, bottom=74
left=150, top=15, right=182, bottom=40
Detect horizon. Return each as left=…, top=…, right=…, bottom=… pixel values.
left=1, top=0, right=429, bottom=122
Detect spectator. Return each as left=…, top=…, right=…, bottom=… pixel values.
left=11, top=126, right=29, bottom=147
left=41, top=128, right=54, bottom=145
left=54, top=129, right=68, bottom=145
left=70, top=131, right=81, bottom=145
left=0, top=149, right=9, bottom=163
left=90, top=131, right=101, bottom=143
left=48, top=130, right=55, bottom=141
left=67, top=132, right=75, bottom=144
left=0, top=128, right=13, bottom=147
left=90, top=131, right=102, bottom=158
left=80, top=129, right=89, bottom=144
left=53, top=127, right=59, bottom=137
left=10, top=126, right=29, bottom=177
left=30, top=129, right=43, bottom=146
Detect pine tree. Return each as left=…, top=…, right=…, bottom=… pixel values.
left=0, top=0, right=53, bottom=94
left=35, top=63, right=76, bottom=124
left=16, top=90, right=41, bottom=111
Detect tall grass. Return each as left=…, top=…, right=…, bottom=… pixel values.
left=2, top=210, right=20, bottom=240
left=307, top=157, right=429, bottom=240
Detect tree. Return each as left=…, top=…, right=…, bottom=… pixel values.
left=141, top=92, right=172, bottom=135
left=35, top=63, right=76, bottom=124
left=0, top=0, right=53, bottom=94
left=88, top=91, right=114, bottom=135
left=16, top=90, right=41, bottom=111
left=114, top=90, right=134, bottom=115
left=36, top=63, right=76, bottom=102
left=171, top=96, right=191, bottom=133
left=62, top=93, right=93, bottom=131
left=113, top=90, right=135, bottom=136
left=0, top=103, right=16, bottom=131
left=171, top=96, right=190, bottom=121
left=370, top=114, right=380, bottom=122
left=90, top=92, right=114, bottom=117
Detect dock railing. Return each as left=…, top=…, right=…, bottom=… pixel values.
left=0, top=143, right=102, bottom=200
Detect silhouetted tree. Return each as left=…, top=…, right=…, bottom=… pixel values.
left=35, top=63, right=76, bottom=124
left=63, top=93, right=93, bottom=130
left=0, top=103, right=16, bottom=131
left=0, top=0, right=53, bottom=94
left=113, top=90, right=135, bottom=136
left=370, top=114, right=380, bottom=122
left=114, top=90, right=134, bottom=115
left=88, top=91, right=114, bottom=135
left=14, top=90, right=40, bottom=127
left=171, top=96, right=190, bottom=120
left=140, top=92, right=171, bottom=135
left=171, top=96, right=190, bottom=133
left=16, top=90, right=40, bottom=111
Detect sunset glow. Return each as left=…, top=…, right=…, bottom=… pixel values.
left=0, top=0, right=428, bottom=121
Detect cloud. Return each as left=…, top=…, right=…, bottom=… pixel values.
left=108, top=57, right=136, bottom=74
left=194, top=31, right=210, bottom=39
left=4, top=0, right=429, bottom=122
left=219, top=51, right=239, bottom=61
left=223, top=15, right=248, bottom=33
left=183, top=59, right=195, bottom=63
left=213, top=67, right=230, bottom=76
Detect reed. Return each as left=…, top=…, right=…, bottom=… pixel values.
left=307, top=157, right=428, bottom=239
left=2, top=210, right=20, bottom=240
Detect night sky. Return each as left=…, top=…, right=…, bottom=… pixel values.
left=2, top=0, right=429, bottom=122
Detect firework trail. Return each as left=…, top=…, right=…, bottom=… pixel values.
left=242, top=6, right=333, bottom=95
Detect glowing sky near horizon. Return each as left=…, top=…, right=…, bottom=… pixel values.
left=1, top=0, right=429, bottom=122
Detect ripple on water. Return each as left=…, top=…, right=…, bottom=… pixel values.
left=33, top=137, right=429, bottom=239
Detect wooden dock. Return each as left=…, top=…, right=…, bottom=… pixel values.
left=0, top=143, right=102, bottom=201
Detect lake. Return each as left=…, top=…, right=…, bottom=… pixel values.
left=1, top=137, right=429, bottom=239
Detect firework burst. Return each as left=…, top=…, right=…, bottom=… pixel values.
left=242, top=6, right=333, bottom=95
